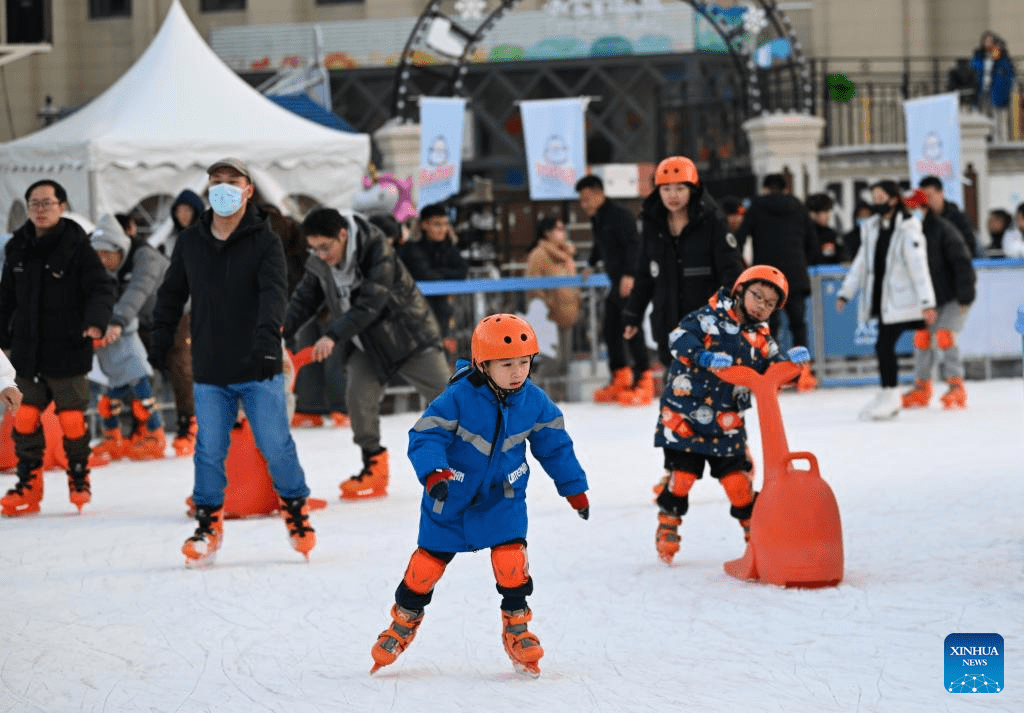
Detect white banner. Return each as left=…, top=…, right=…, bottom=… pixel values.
left=903, top=93, right=963, bottom=206
left=520, top=98, right=587, bottom=201
left=418, top=97, right=466, bottom=206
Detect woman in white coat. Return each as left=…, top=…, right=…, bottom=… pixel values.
left=836, top=180, right=937, bottom=420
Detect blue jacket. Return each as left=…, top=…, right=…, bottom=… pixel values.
left=655, top=288, right=791, bottom=457
left=408, top=361, right=588, bottom=552
left=971, top=48, right=1016, bottom=108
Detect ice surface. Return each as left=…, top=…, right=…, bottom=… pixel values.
left=1, top=379, right=1022, bottom=712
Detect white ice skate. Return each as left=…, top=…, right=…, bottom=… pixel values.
left=859, top=387, right=901, bottom=421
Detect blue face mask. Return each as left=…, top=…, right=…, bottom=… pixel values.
left=208, top=183, right=245, bottom=217
left=912, top=209, right=925, bottom=222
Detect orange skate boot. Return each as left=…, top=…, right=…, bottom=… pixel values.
left=939, top=377, right=967, bottom=410
left=656, top=511, right=682, bottom=564
left=618, top=369, right=655, bottom=406
left=172, top=415, right=197, bottom=457
left=330, top=412, right=350, bottom=428
left=91, top=428, right=126, bottom=465
left=66, top=462, right=91, bottom=513
left=291, top=413, right=324, bottom=428
left=124, top=426, right=167, bottom=461
left=901, top=379, right=932, bottom=409
left=340, top=448, right=389, bottom=500
left=370, top=604, right=425, bottom=674
left=182, top=505, right=224, bottom=567
left=796, top=363, right=818, bottom=392
left=1, top=460, right=44, bottom=517
left=279, top=496, right=316, bottom=559
left=593, top=367, right=632, bottom=403
left=501, top=608, right=544, bottom=678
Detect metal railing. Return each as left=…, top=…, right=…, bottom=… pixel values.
left=809, top=56, right=1024, bottom=147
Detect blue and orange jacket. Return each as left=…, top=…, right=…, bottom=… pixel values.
left=655, top=288, right=793, bottom=457
left=408, top=360, right=588, bottom=553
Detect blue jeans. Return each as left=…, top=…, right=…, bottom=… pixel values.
left=192, top=374, right=310, bottom=508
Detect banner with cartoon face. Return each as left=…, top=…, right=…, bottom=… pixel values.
left=520, top=98, right=586, bottom=201
left=419, top=97, right=466, bottom=207
left=903, top=92, right=963, bottom=207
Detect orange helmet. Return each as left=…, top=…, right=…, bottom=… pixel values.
left=732, top=265, right=789, bottom=309
left=472, top=314, right=539, bottom=364
left=655, top=156, right=700, bottom=186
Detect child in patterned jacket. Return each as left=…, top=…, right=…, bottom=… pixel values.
left=369, top=313, right=589, bottom=678
left=654, top=265, right=809, bottom=564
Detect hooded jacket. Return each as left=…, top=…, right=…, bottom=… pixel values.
left=734, top=192, right=818, bottom=296
left=655, top=288, right=792, bottom=457
left=151, top=204, right=288, bottom=385
left=837, top=212, right=936, bottom=325
left=163, top=189, right=205, bottom=258
left=408, top=360, right=588, bottom=552
left=283, top=212, right=443, bottom=381
left=624, top=191, right=744, bottom=366
left=0, top=217, right=116, bottom=378
left=525, top=237, right=581, bottom=329
left=921, top=213, right=976, bottom=307
left=91, top=214, right=170, bottom=332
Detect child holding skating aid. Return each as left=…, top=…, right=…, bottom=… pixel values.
left=369, top=313, right=589, bottom=678
left=653, top=265, right=810, bottom=564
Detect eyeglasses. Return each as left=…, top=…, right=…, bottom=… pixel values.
left=27, top=199, right=60, bottom=210
left=746, top=287, right=779, bottom=310
left=308, top=243, right=336, bottom=257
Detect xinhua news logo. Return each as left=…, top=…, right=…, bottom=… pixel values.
left=945, top=633, right=1003, bottom=693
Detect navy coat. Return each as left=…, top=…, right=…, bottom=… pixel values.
left=408, top=362, right=588, bottom=553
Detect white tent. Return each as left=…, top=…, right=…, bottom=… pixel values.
left=0, top=0, right=370, bottom=226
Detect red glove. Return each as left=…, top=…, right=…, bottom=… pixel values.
left=567, top=492, right=590, bottom=520
left=425, top=468, right=454, bottom=502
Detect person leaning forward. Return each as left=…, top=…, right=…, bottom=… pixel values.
left=284, top=207, right=451, bottom=502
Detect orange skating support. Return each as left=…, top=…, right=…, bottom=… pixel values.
left=0, top=410, right=16, bottom=471
left=717, top=362, right=844, bottom=588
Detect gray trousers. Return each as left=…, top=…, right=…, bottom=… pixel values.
left=346, top=346, right=450, bottom=454
left=913, top=301, right=970, bottom=382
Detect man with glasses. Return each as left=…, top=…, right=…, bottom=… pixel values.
left=283, top=207, right=450, bottom=502
left=150, top=158, right=317, bottom=566
left=0, top=179, right=116, bottom=517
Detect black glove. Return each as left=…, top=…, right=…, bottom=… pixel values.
left=256, top=352, right=282, bottom=381
left=425, top=468, right=454, bottom=502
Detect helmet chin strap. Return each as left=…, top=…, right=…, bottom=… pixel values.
left=476, top=358, right=534, bottom=404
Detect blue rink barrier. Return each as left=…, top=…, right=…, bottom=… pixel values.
left=807, top=260, right=1024, bottom=386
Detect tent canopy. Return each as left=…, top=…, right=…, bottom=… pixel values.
left=0, top=0, right=370, bottom=225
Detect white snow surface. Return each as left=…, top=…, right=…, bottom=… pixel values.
left=2, top=379, right=1022, bottom=713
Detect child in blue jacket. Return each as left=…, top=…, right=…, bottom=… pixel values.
left=654, top=265, right=809, bottom=564
left=370, top=313, right=589, bottom=678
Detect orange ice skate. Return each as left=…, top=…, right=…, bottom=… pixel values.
left=370, top=605, right=424, bottom=674
left=501, top=608, right=544, bottom=678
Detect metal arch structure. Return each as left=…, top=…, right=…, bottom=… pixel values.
left=390, top=0, right=812, bottom=121
left=391, top=0, right=524, bottom=121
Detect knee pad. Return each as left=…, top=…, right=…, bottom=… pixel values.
left=491, top=542, right=530, bottom=589
left=13, top=405, right=42, bottom=435
left=402, top=548, right=448, bottom=595
left=131, top=397, right=156, bottom=423
left=57, top=410, right=87, bottom=440
left=719, top=471, right=754, bottom=509
left=97, top=395, right=124, bottom=419
left=936, top=329, right=956, bottom=350
left=913, top=329, right=931, bottom=350
left=667, top=470, right=698, bottom=497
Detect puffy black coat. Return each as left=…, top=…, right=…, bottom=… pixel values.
left=623, top=192, right=744, bottom=366
left=586, top=198, right=641, bottom=283
left=398, top=236, right=469, bottom=335
left=151, top=204, right=288, bottom=386
left=284, top=213, right=442, bottom=381
left=939, top=201, right=981, bottom=258
left=734, top=192, right=817, bottom=295
left=0, top=218, right=116, bottom=378
left=922, top=213, right=976, bottom=306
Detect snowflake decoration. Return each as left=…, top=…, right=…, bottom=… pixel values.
left=742, top=6, right=768, bottom=37
left=455, top=0, right=487, bottom=21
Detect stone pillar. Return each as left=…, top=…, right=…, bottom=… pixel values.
left=959, top=109, right=994, bottom=230
left=742, top=112, right=826, bottom=200
left=373, top=121, right=422, bottom=204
